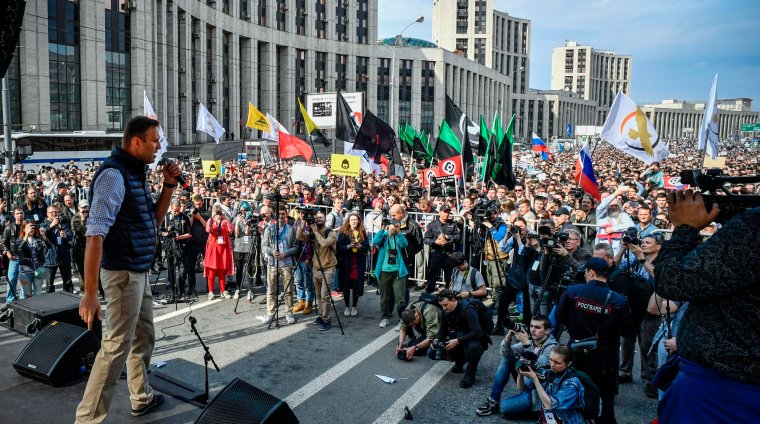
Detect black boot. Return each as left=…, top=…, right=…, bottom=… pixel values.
left=460, top=373, right=475, bottom=388
left=451, top=362, right=465, bottom=373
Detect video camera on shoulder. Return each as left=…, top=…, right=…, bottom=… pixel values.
left=472, top=199, right=498, bottom=221
left=537, top=225, right=569, bottom=249
left=680, top=169, right=760, bottom=223
left=297, top=206, right=318, bottom=225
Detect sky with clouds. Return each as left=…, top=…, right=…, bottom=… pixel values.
left=378, top=0, right=760, bottom=110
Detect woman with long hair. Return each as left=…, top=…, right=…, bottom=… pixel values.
left=337, top=213, right=370, bottom=317
left=17, top=221, right=52, bottom=297
left=204, top=206, right=235, bottom=300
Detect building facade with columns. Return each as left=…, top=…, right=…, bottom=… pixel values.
left=641, top=98, right=760, bottom=140
left=6, top=0, right=515, bottom=147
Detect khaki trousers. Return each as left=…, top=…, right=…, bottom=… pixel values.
left=312, top=267, right=335, bottom=321
left=266, top=265, right=294, bottom=316
left=75, top=269, right=156, bottom=424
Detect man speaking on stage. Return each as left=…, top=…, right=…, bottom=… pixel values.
left=75, top=116, right=180, bottom=423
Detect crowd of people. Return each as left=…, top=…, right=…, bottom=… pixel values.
left=1, top=124, right=759, bottom=423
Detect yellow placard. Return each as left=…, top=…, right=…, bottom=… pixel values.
left=330, top=154, right=361, bottom=177
left=202, top=160, right=222, bottom=177
left=703, top=156, right=727, bottom=169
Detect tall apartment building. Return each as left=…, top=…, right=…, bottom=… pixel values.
left=432, top=0, right=530, bottom=95
left=551, top=41, right=632, bottom=124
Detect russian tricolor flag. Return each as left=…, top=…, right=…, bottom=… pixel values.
left=531, top=133, right=552, bottom=160
left=574, top=140, right=600, bottom=201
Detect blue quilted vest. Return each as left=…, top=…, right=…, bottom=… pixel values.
left=90, top=147, right=157, bottom=272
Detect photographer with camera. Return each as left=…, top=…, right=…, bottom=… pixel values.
left=479, top=204, right=509, bottom=318
left=423, top=204, right=461, bottom=293
left=430, top=289, right=491, bottom=388
left=2, top=207, right=25, bottom=302
left=186, top=194, right=209, bottom=298
left=538, top=228, right=591, bottom=312
left=395, top=297, right=442, bottom=361
left=373, top=217, right=410, bottom=328
left=42, top=205, right=74, bottom=293
left=448, top=252, right=487, bottom=300
left=516, top=344, right=587, bottom=424
left=291, top=208, right=315, bottom=315
left=476, top=315, right=557, bottom=417
left=498, top=217, right=541, bottom=326
left=161, top=200, right=191, bottom=301
left=556, top=257, right=635, bottom=424
left=232, top=201, right=255, bottom=300
left=653, top=190, right=760, bottom=422
left=298, top=211, right=338, bottom=331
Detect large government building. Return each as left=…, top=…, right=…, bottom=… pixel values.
left=2, top=0, right=757, bottom=147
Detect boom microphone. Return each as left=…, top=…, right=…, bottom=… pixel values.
left=158, top=157, right=191, bottom=190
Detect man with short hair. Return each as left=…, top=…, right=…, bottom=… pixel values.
left=396, top=298, right=442, bottom=361
left=448, top=251, right=487, bottom=300
left=423, top=204, right=461, bottom=293
left=42, top=205, right=74, bottom=293
left=635, top=205, right=658, bottom=239
left=552, top=207, right=580, bottom=234
left=76, top=116, right=181, bottom=422
left=261, top=207, right=298, bottom=325
left=476, top=315, right=558, bottom=417
left=432, top=289, right=490, bottom=388
left=299, top=211, right=338, bottom=331
left=2, top=207, right=25, bottom=303
left=185, top=195, right=209, bottom=298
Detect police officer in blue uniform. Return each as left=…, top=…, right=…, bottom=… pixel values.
left=423, top=204, right=461, bottom=293
left=556, top=257, right=635, bottom=424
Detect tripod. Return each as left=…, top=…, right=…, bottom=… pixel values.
left=532, top=252, right=560, bottom=320
left=162, top=234, right=184, bottom=311
left=310, top=227, right=345, bottom=335
left=189, top=316, right=219, bottom=405
left=267, top=198, right=291, bottom=329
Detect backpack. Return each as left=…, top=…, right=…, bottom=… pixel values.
left=451, top=268, right=487, bottom=300
left=459, top=298, right=495, bottom=336
left=559, top=368, right=602, bottom=420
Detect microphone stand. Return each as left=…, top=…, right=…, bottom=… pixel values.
left=189, top=316, right=219, bottom=405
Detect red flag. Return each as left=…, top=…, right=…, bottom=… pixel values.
left=278, top=131, right=314, bottom=161
left=419, top=168, right=440, bottom=188
left=437, top=156, right=463, bottom=177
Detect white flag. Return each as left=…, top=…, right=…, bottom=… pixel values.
left=600, top=91, right=670, bottom=165
left=344, top=141, right=381, bottom=174
left=262, top=113, right=285, bottom=141
left=143, top=91, right=168, bottom=168
left=698, top=74, right=719, bottom=160
left=196, top=103, right=226, bottom=143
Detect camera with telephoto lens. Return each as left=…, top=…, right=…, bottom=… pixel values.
left=429, top=339, right=447, bottom=360
left=621, top=227, right=640, bottom=245
left=245, top=212, right=261, bottom=226
left=538, top=225, right=569, bottom=249
left=298, top=206, right=317, bottom=225
left=502, top=317, right=526, bottom=333
left=680, top=169, right=760, bottom=223
left=472, top=199, right=498, bottom=221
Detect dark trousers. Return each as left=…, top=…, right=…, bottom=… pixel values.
left=74, top=252, right=103, bottom=297
left=430, top=339, right=484, bottom=377
left=497, top=285, right=522, bottom=332
left=619, top=314, right=660, bottom=382
left=425, top=251, right=453, bottom=293
left=46, top=262, right=72, bottom=293
left=574, top=344, right=619, bottom=424
left=183, top=244, right=203, bottom=295
left=234, top=251, right=253, bottom=292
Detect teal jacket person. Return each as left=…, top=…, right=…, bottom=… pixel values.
left=373, top=229, right=409, bottom=278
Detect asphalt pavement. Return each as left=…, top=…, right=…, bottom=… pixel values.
left=1, top=272, right=658, bottom=423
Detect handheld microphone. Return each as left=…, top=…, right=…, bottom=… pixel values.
left=158, top=157, right=191, bottom=190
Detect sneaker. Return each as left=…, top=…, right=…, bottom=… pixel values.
left=131, top=394, right=164, bottom=417
left=379, top=318, right=389, bottom=328
left=302, top=302, right=314, bottom=315
left=223, top=291, right=232, bottom=299
left=292, top=300, right=305, bottom=313
left=318, top=321, right=332, bottom=331
left=207, top=292, right=215, bottom=301
left=476, top=397, right=499, bottom=416
left=330, top=290, right=343, bottom=299
left=247, top=291, right=254, bottom=302
left=313, top=316, right=325, bottom=325
left=350, top=307, right=358, bottom=317
left=286, top=315, right=296, bottom=325
left=233, top=290, right=240, bottom=300
left=394, top=322, right=401, bottom=332
left=344, top=308, right=351, bottom=317
left=262, top=314, right=274, bottom=324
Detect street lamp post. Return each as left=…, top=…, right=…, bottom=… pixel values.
left=388, top=16, right=424, bottom=131
left=501, top=66, right=523, bottom=134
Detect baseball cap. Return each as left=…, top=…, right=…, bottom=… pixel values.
left=79, top=199, right=90, bottom=209
left=448, top=251, right=466, bottom=266
left=555, top=207, right=571, bottom=216
left=584, top=257, right=609, bottom=273
left=440, top=204, right=452, bottom=212
left=56, top=182, right=67, bottom=189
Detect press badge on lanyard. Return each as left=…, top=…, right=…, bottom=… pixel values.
left=543, top=411, right=559, bottom=424
left=217, top=236, right=225, bottom=245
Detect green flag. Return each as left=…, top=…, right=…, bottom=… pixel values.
left=491, top=111, right=504, bottom=148
left=435, top=120, right=462, bottom=160
left=479, top=115, right=493, bottom=181
left=492, top=114, right=516, bottom=188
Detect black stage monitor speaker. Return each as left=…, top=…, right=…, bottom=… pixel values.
left=0, top=291, right=101, bottom=338
left=194, top=378, right=299, bottom=424
left=13, top=321, right=100, bottom=387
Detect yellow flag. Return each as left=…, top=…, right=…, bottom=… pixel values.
left=246, top=102, right=270, bottom=131
left=298, top=98, right=319, bottom=135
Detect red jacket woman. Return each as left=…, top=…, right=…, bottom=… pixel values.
left=204, top=209, right=235, bottom=300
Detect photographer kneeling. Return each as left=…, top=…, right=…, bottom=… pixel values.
left=517, top=344, right=587, bottom=424
left=395, top=297, right=442, bottom=361
left=429, top=289, right=491, bottom=388
left=476, top=315, right=557, bottom=418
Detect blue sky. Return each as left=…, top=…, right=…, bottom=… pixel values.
left=379, top=0, right=760, bottom=110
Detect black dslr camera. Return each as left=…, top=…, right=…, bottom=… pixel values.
left=621, top=227, right=639, bottom=245
left=429, top=339, right=447, bottom=361
left=472, top=199, right=498, bottom=221
left=515, top=351, right=540, bottom=373
left=538, top=225, right=569, bottom=249
left=502, top=317, right=526, bottom=334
